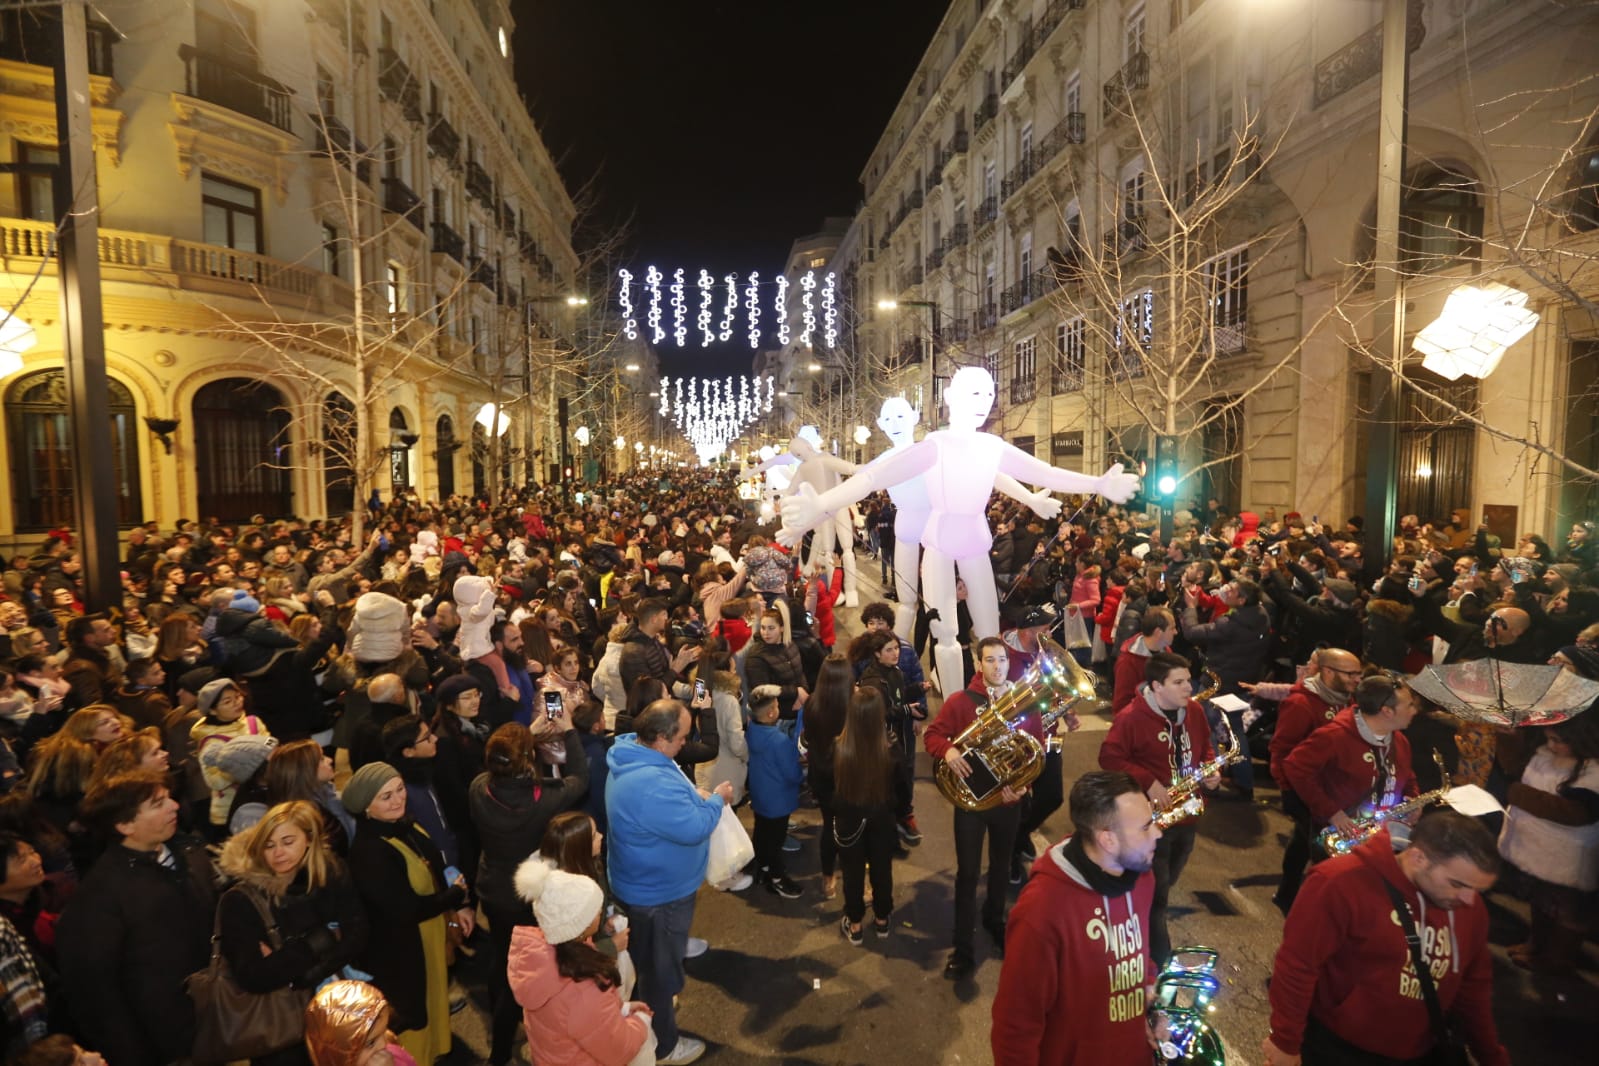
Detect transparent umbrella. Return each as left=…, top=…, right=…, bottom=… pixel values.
left=1406, top=660, right=1599, bottom=727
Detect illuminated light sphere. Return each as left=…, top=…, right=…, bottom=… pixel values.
left=0, top=314, right=36, bottom=376
left=1157, top=474, right=1178, bottom=495
left=635, top=441, right=644, bottom=452
left=475, top=402, right=510, bottom=436
left=614, top=435, right=626, bottom=449
left=758, top=445, right=776, bottom=461
left=574, top=426, right=590, bottom=446
left=853, top=425, right=871, bottom=446
left=1413, top=282, right=1539, bottom=381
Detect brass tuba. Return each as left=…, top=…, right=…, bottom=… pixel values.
left=934, top=636, right=1100, bottom=811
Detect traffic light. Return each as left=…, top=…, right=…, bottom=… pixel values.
left=1154, top=435, right=1179, bottom=501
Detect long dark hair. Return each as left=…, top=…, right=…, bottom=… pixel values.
left=539, top=810, right=601, bottom=883
left=802, top=656, right=853, bottom=765
left=847, top=629, right=897, bottom=671
left=1537, top=709, right=1599, bottom=791
left=554, top=938, right=620, bottom=991
left=833, top=687, right=893, bottom=808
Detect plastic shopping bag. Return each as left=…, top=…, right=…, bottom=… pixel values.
left=705, top=803, right=755, bottom=886
left=1062, top=610, right=1092, bottom=649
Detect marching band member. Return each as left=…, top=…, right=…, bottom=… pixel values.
left=1098, top=651, right=1217, bottom=967
left=1281, top=676, right=1418, bottom=863
left=991, top=771, right=1162, bottom=1065
left=1264, top=812, right=1508, bottom=1066
left=925, top=637, right=1033, bottom=981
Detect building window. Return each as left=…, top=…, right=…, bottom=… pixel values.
left=1012, top=335, right=1037, bottom=403
left=316, top=65, right=337, bottom=120
left=321, top=223, right=341, bottom=277
left=16, top=144, right=59, bottom=223
left=1054, top=318, right=1086, bottom=393
left=1065, top=73, right=1081, bottom=116
left=1019, top=233, right=1033, bottom=281
left=809, top=256, right=827, bottom=268
left=201, top=173, right=262, bottom=252
left=6, top=369, right=142, bottom=531
left=1400, top=166, right=1483, bottom=272
left=1114, top=291, right=1153, bottom=379
left=385, top=261, right=407, bottom=314
left=1125, top=3, right=1147, bottom=59
left=1206, top=246, right=1248, bottom=350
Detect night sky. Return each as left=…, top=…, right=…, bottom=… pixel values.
left=512, top=1, right=950, bottom=376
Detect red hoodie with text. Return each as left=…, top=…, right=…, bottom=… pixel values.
left=1282, top=707, right=1416, bottom=825
left=1269, top=679, right=1346, bottom=786
left=991, top=840, right=1156, bottom=1065
left=1098, top=690, right=1214, bottom=819
left=1267, top=831, right=1508, bottom=1065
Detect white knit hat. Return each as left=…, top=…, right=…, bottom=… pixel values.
left=513, top=857, right=603, bottom=945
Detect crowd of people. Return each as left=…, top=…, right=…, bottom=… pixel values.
left=0, top=467, right=1593, bottom=1066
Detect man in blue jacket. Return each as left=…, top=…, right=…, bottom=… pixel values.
left=607, top=699, right=733, bottom=1066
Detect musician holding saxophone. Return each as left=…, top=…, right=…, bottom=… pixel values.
left=925, top=637, right=1031, bottom=981
left=1281, top=676, right=1419, bottom=862
left=1098, top=651, right=1218, bottom=967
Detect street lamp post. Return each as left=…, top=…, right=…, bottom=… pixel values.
left=525, top=294, right=588, bottom=489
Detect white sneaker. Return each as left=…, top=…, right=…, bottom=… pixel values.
left=716, top=872, right=754, bottom=892
left=683, top=936, right=709, bottom=959
left=657, top=1035, right=706, bottom=1064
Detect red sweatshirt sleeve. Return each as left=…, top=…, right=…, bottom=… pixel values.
left=1283, top=724, right=1344, bottom=823
left=1267, top=867, right=1353, bottom=1055
left=1451, top=923, right=1510, bottom=1066
left=989, top=912, right=1063, bottom=1064
left=1099, top=713, right=1156, bottom=792
left=924, top=692, right=971, bottom=760
left=1112, top=648, right=1143, bottom=713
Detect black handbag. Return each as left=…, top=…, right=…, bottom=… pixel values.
left=1380, top=879, right=1471, bottom=1066
left=187, top=885, right=312, bottom=1065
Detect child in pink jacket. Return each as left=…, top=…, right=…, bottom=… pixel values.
left=509, top=858, right=654, bottom=1066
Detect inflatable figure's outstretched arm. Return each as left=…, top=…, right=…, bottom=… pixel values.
left=778, top=440, right=936, bottom=546
left=997, top=446, right=1141, bottom=503
left=752, top=452, right=801, bottom=476
left=816, top=455, right=858, bottom=479
left=995, top=473, right=1062, bottom=519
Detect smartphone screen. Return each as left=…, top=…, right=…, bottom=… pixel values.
left=693, top=679, right=707, bottom=700
left=542, top=691, right=562, bottom=719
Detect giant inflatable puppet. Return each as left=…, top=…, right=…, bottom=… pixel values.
left=870, top=395, right=1062, bottom=641
left=755, top=426, right=863, bottom=606
left=780, top=367, right=1140, bottom=691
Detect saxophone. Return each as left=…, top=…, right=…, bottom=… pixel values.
left=1152, top=732, right=1245, bottom=829
left=933, top=636, right=1100, bottom=811
left=1316, top=752, right=1452, bottom=857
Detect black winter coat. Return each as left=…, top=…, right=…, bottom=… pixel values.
left=347, top=818, right=465, bottom=1033
left=467, top=731, right=590, bottom=915
left=214, top=608, right=299, bottom=677
left=1180, top=602, right=1271, bottom=694
left=744, top=639, right=806, bottom=720
left=617, top=626, right=678, bottom=697
left=218, top=866, right=367, bottom=994
left=55, top=837, right=217, bottom=1066
left=242, top=619, right=343, bottom=740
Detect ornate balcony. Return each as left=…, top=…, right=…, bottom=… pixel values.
left=1103, top=51, right=1150, bottom=120
left=427, top=114, right=461, bottom=161
left=976, top=195, right=999, bottom=227
left=1000, top=267, right=1064, bottom=314
left=468, top=255, right=498, bottom=291
left=974, top=303, right=998, bottom=333
left=430, top=221, right=465, bottom=263
left=0, top=8, right=117, bottom=77
left=926, top=247, right=946, bottom=273
left=974, top=92, right=1000, bottom=136
left=465, top=159, right=494, bottom=205
left=178, top=44, right=292, bottom=132
left=381, top=177, right=423, bottom=230
left=377, top=48, right=423, bottom=124
left=940, top=128, right=970, bottom=170
left=899, top=264, right=924, bottom=290
left=925, top=168, right=942, bottom=194
left=942, top=222, right=970, bottom=254
left=312, top=117, right=372, bottom=185
left=1003, top=112, right=1087, bottom=202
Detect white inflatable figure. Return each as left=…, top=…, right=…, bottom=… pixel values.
left=452, top=573, right=498, bottom=662
left=780, top=367, right=1141, bottom=693
left=871, top=396, right=1063, bottom=642
left=755, top=426, right=863, bottom=606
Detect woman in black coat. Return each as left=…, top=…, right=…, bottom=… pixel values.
left=743, top=607, right=807, bottom=724
left=240, top=610, right=343, bottom=741
left=467, top=716, right=589, bottom=1066
left=344, top=763, right=470, bottom=1066
left=217, top=801, right=368, bottom=1066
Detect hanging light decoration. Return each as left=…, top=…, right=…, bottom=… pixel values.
left=1413, top=282, right=1539, bottom=381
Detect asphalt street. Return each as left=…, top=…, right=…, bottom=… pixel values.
left=447, top=565, right=1598, bottom=1065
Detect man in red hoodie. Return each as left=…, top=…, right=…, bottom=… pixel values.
left=925, top=636, right=1034, bottom=980
left=1264, top=812, right=1509, bottom=1066
left=1098, top=650, right=1217, bottom=967
left=1111, top=607, right=1176, bottom=713
left=1270, top=648, right=1362, bottom=913
left=991, top=770, right=1162, bottom=1065
left=1282, top=675, right=1417, bottom=859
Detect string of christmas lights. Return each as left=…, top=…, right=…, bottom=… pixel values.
left=615, top=267, right=845, bottom=350
left=696, top=269, right=715, bottom=347
left=645, top=266, right=664, bottom=345
left=618, top=268, right=638, bottom=341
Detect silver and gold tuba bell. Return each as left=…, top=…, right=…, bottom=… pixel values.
left=933, top=636, right=1100, bottom=811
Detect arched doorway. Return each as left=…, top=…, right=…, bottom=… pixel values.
left=323, top=391, right=355, bottom=518
left=435, top=413, right=457, bottom=499
left=192, top=378, right=291, bottom=520
left=388, top=407, right=412, bottom=492
left=5, top=368, right=143, bottom=530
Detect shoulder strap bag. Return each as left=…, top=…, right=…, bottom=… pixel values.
left=187, top=884, right=311, bottom=1065
left=1379, top=879, right=1469, bottom=1066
